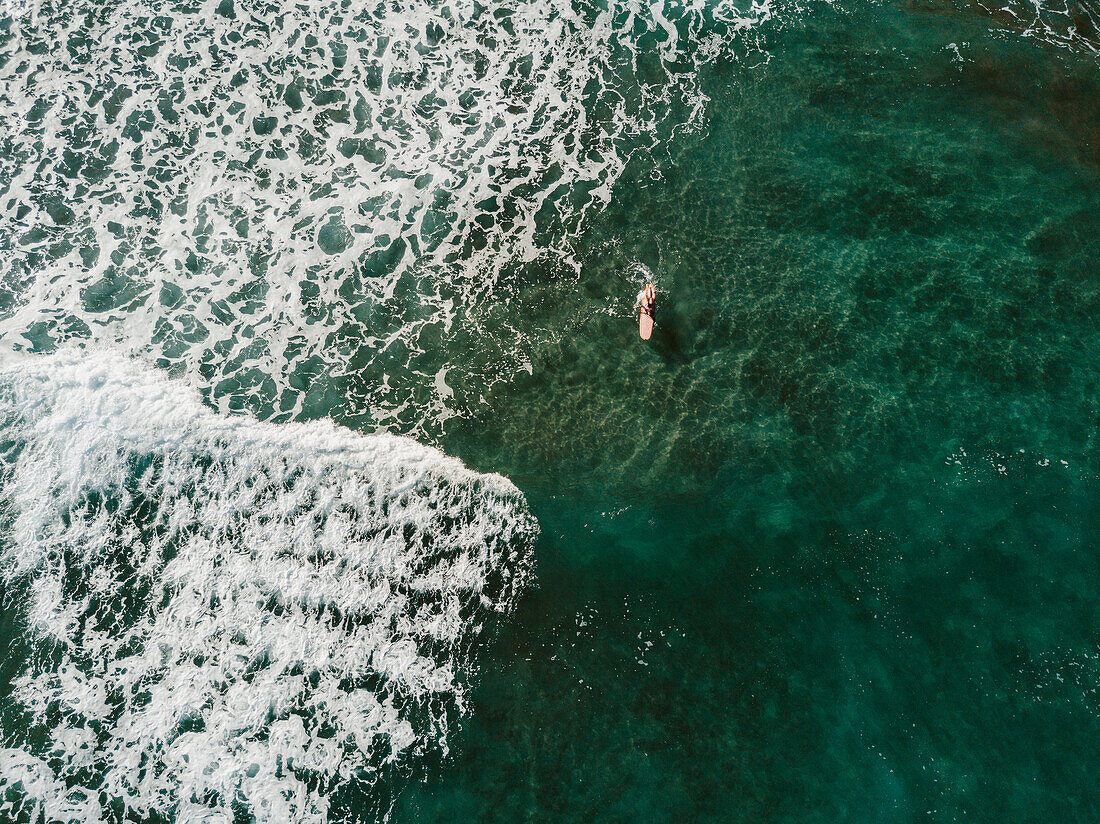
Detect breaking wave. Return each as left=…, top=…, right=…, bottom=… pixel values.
left=0, top=0, right=780, bottom=433
left=0, top=351, right=536, bottom=823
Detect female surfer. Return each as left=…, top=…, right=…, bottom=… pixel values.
left=635, top=283, right=656, bottom=318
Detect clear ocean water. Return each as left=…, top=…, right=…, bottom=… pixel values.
left=0, top=0, right=1098, bottom=821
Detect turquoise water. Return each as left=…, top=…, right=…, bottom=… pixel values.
left=1, top=0, right=1099, bottom=821
left=406, top=4, right=1100, bottom=821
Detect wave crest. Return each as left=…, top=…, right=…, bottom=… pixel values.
left=0, top=351, right=536, bottom=823
left=0, top=0, right=779, bottom=431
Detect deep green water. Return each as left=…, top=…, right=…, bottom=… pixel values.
left=391, top=3, right=1100, bottom=821
left=1, top=0, right=1099, bottom=821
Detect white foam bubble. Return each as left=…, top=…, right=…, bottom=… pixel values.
left=981, top=0, right=1100, bottom=56
left=0, top=350, right=537, bottom=823
left=0, top=0, right=781, bottom=433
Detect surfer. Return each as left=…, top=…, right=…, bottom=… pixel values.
left=636, top=283, right=656, bottom=340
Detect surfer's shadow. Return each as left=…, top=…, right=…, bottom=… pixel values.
left=649, top=307, right=689, bottom=364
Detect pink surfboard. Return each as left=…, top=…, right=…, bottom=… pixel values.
left=639, top=283, right=655, bottom=340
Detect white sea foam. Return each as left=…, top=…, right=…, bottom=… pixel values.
left=979, top=0, right=1100, bottom=56
left=0, top=350, right=536, bottom=823
left=0, top=0, right=780, bottom=432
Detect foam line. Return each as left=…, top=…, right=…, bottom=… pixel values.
left=0, top=0, right=780, bottom=432
left=0, top=351, right=537, bottom=823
